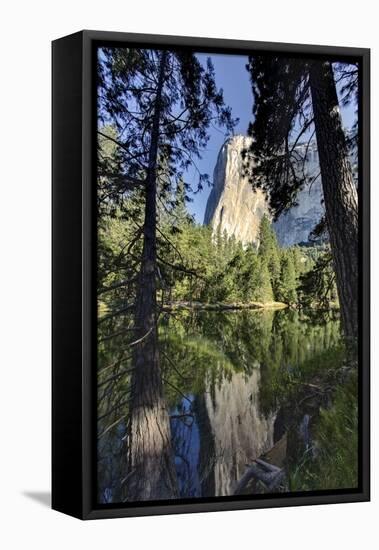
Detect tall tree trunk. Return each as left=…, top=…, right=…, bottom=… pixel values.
left=125, top=51, right=178, bottom=501
left=309, top=61, right=358, bottom=341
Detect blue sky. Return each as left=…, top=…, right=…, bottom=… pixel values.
left=186, top=53, right=357, bottom=224
left=185, top=53, right=253, bottom=223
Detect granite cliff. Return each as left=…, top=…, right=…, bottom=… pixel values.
left=203, top=135, right=268, bottom=247
left=203, top=135, right=324, bottom=247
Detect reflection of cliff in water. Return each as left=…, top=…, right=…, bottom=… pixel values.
left=202, top=368, right=276, bottom=496
left=172, top=367, right=276, bottom=498
left=98, top=308, right=343, bottom=502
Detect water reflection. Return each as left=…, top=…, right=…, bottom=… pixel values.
left=160, top=309, right=341, bottom=498
left=201, top=369, right=276, bottom=496
left=97, top=308, right=342, bottom=502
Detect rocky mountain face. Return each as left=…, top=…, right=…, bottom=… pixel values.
left=274, top=178, right=324, bottom=246
left=204, top=136, right=268, bottom=247
left=204, top=135, right=324, bottom=247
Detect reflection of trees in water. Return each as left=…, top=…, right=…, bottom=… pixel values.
left=97, top=325, right=132, bottom=503
left=97, top=421, right=127, bottom=504
left=97, top=308, right=342, bottom=502
left=162, top=309, right=342, bottom=498
left=160, top=309, right=341, bottom=409
left=259, top=310, right=341, bottom=414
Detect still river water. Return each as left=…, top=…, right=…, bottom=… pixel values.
left=97, top=308, right=342, bottom=503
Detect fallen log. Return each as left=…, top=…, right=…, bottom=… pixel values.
left=234, top=458, right=285, bottom=495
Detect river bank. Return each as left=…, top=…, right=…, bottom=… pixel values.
left=162, top=300, right=288, bottom=312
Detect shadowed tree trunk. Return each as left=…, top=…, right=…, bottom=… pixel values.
left=97, top=46, right=236, bottom=501
left=125, top=50, right=179, bottom=501
left=309, top=61, right=358, bottom=340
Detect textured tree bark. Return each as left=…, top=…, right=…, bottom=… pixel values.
left=125, top=51, right=179, bottom=501
left=309, top=61, right=358, bottom=340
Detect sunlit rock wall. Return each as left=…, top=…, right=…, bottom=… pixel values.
left=204, top=135, right=325, bottom=247
left=203, top=135, right=269, bottom=247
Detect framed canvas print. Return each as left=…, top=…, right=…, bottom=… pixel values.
left=52, top=30, right=370, bottom=519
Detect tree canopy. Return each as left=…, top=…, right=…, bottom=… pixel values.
left=243, top=55, right=358, bottom=339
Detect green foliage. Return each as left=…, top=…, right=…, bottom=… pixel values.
left=98, top=47, right=237, bottom=202
left=288, top=368, right=358, bottom=491
left=256, top=259, right=274, bottom=302
left=96, top=121, right=335, bottom=318
left=243, top=57, right=357, bottom=219
left=95, top=49, right=356, bottom=503
left=299, top=249, right=338, bottom=309
left=259, top=311, right=343, bottom=413
left=159, top=213, right=316, bottom=305
left=98, top=196, right=331, bottom=310
left=258, top=215, right=281, bottom=294
left=313, top=369, right=358, bottom=489
left=97, top=209, right=142, bottom=310
left=159, top=309, right=342, bottom=409
left=277, top=250, right=298, bottom=304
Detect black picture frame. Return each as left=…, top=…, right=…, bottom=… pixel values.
left=52, top=30, right=370, bottom=520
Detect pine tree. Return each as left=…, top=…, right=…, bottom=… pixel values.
left=291, top=246, right=307, bottom=276
left=98, top=47, right=236, bottom=501
left=258, top=258, right=274, bottom=303
left=277, top=251, right=298, bottom=305
left=244, top=56, right=358, bottom=339
left=242, top=246, right=261, bottom=302
left=170, top=178, right=193, bottom=227
left=299, top=250, right=338, bottom=309
left=258, top=215, right=281, bottom=298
